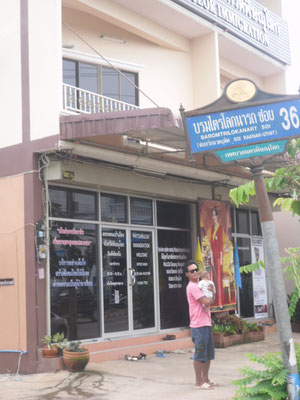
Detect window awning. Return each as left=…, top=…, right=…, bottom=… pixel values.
left=60, top=107, right=187, bottom=151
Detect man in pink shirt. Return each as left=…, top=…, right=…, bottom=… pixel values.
left=185, top=260, right=216, bottom=390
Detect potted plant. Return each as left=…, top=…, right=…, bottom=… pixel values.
left=42, top=334, right=59, bottom=358
left=212, top=314, right=264, bottom=348
left=63, top=341, right=90, bottom=372
left=212, top=314, right=244, bottom=348
left=51, top=332, right=68, bottom=356
left=243, top=321, right=265, bottom=343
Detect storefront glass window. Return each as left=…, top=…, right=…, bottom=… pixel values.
left=157, top=201, right=190, bottom=229
left=251, top=211, right=262, bottom=236
left=101, top=193, right=127, bottom=223
left=236, top=237, right=254, bottom=318
left=236, top=209, right=249, bottom=234
left=158, top=229, right=190, bottom=329
left=49, top=186, right=192, bottom=338
left=130, top=197, right=152, bottom=225
left=49, top=187, right=97, bottom=220
left=49, top=221, right=99, bottom=340
left=230, top=207, right=235, bottom=233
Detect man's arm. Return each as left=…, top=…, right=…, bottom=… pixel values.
left=199, top=292, right=215, bottom=307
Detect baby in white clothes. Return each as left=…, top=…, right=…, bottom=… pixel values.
left=198, top=270, right=216, bottom=300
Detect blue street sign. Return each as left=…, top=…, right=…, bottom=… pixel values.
left=186, top=98, right=300, bottom=154
left=215, top=140, right=288, bottom=162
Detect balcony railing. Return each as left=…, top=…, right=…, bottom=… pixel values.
left=62, top=83, right=140, bottom=114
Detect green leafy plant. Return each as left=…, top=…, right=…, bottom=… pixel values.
left=229, top=138, right=300, bottom=216
left=233, top=344, right=300, bottom=399
left=42, top=332, right=68, bottom=349
left=212, top=314, right=254, bottom=335
left=67, top=341, right=87, bottom=353
left=52, top=332, right=68, bottom=349
left=42, top=335, right=53, bottom=349
left=245, top=322, right=260, bottom=332
left=213, top=323, right=239, bottom=335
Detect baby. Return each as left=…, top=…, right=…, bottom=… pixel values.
left=198, top=270, right=216, bottom=302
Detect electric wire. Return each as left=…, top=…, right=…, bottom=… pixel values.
left=62, top=21, right=160, bottom=108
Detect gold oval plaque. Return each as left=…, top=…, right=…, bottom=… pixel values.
left=225, top=79, right=256, bottom=103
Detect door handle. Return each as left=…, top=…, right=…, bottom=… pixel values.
left=129, top=268, right=136, bottom=286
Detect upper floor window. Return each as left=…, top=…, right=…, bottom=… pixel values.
left=63, top=59, right=139, bottom=106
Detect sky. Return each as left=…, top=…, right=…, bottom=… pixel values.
left=283, top=0, right=300, bottom=94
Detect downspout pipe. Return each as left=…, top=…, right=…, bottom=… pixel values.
left=0, top=350, right=28, bottom=353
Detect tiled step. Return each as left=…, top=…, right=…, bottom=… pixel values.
left=37, top=329, right=193, bottom=372
left=89, top=333, right=193, bottom=363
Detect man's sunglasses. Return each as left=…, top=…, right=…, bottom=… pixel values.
left=188, top=268, right=198, bottom=274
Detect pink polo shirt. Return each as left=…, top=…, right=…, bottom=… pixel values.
left=186, top=281, right=212, bottom=328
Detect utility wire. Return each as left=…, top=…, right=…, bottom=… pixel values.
left=62, top=21, right=160, bottom=108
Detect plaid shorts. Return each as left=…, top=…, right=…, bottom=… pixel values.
left=191, top=326, right=215, bottom=362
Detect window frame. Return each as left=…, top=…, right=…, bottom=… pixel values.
left=63, top=57, right=139, bottom=106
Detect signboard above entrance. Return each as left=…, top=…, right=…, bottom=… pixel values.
left=186, top=97, right=300, bottom=154
left=171, top=0, right=290, bottom=65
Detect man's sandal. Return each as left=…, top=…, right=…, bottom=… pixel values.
left=208, top=380, right=220, bottom=387
left=194, top=382, right=214, bottom=390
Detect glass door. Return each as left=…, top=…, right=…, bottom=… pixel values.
left=102, top=227, right=156, bottom=335
left=130, top=230, right=155, bottom=331
left=102, top=228, right=128, bottom=334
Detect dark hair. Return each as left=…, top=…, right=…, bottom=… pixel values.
left=184, top=260, right=197, bottom=273
left=212, top=207, right=218, bottom=216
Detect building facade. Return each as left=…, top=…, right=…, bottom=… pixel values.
left=0, top=0, right=290, bottom=373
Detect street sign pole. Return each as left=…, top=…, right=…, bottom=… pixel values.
left=251, top=161, right=300, bottom=400
left=182, top=79, right=300, bottom=398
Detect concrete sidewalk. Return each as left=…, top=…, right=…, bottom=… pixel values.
left=1, top=331, right=299, bottom=400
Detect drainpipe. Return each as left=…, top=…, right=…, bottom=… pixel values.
left=0, top=350, right=28, bottom=375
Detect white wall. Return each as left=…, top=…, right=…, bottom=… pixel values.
left=0, top=0, right=22, bottom=148
left=28, top=0, right=62, bottom=140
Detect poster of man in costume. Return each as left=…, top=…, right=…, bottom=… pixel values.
left=199, top=199, right=236, bottom=312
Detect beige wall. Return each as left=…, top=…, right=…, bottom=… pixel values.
left=191, top=32, right=220, bottom=108
left=0, top=0, right=287, bottom=150
left=263, top=72, right=287, bottom=94
left=0, top=0, right=22, bottom=149
left=62, top=7, right=194, bottom=112
left=274, top=210, right=300, bottom=295
left=0, top=176, right=27, bottom=351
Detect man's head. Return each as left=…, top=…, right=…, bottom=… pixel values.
left=184, top=260, right=199, bottom=281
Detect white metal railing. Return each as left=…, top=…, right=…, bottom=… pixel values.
left=62, top=83, right=140, bottom=114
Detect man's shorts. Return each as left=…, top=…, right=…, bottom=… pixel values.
left=191, top=326, right=215, bottom=362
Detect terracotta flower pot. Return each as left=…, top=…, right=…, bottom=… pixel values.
left=63, top=348, right=90, bottom=372
left=43, top=346, right=59, bottom=358
left=244, top=326, right=265, bottom=343
left=213, top=332, right=244, bottom=348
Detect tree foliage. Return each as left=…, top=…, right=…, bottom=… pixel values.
left=230, top=139, right=300, bottom=215
left=233, top=345, right=300, bottom=399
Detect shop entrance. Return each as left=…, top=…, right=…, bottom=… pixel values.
left=102, top=227, right=156, bottom=335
